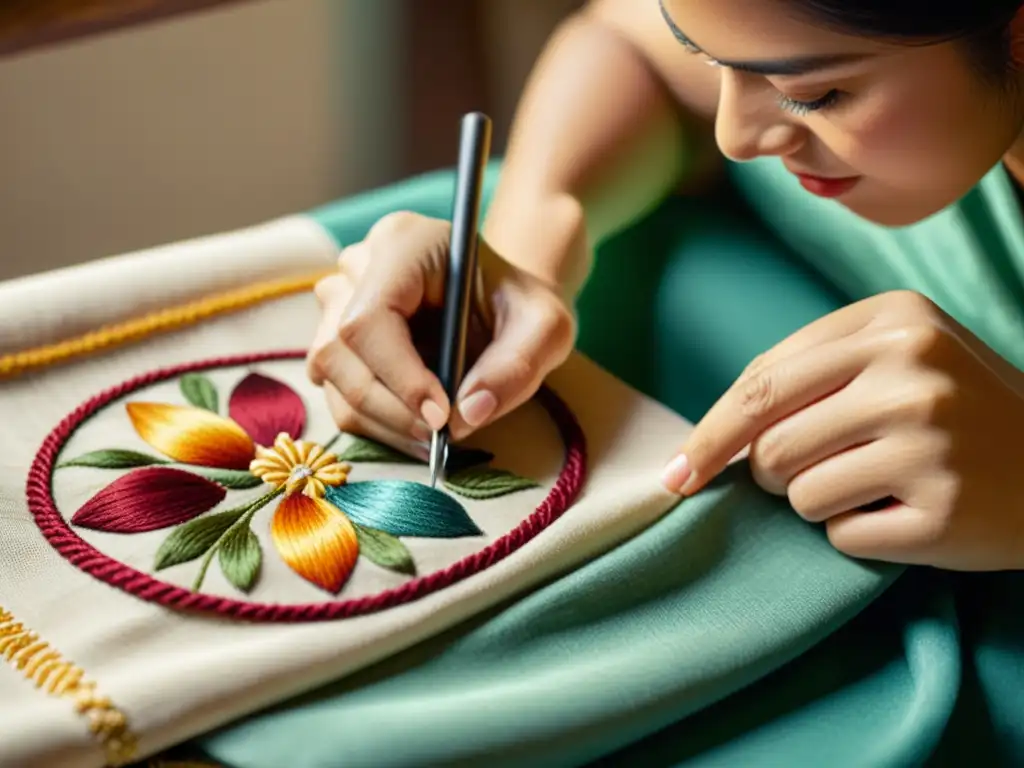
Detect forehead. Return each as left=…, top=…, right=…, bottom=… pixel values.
left=660, top=0, right=894, bottom=58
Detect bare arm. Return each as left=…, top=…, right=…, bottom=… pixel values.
left=482, top=0, right=721, bottom=299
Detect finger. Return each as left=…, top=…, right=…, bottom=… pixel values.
left=824, top=504, right=944, bottom=566
left=338, top=228, right=451, bottom=428
left=307, top=274, right=354, bottom=386
left=313, top=341, right=432, bottom=442
left=337, top=302, right=451, bottom=431
left=449, top=292, right=575, bottom=440
left=784, top=437, right=911, bottom=523
left=739, top=297, right=874, bottom=378
left=335, top=242, right=372, bottom=276
left=323, top=383, right=430, bottom=462
left=749, top=380, right=895, bottom=495
left=668, top=334, right=879, bottom=495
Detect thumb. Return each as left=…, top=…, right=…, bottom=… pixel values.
left=450, top=290, right=575, bottom=439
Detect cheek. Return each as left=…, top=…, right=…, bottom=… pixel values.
left=826, top=80, right=1011, bottom=192
left=840, top=88, right=956, bottom=173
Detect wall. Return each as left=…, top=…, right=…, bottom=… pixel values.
left=0, top=0, right=405, bottom=281
left=0, top=0, right=581, bottom=283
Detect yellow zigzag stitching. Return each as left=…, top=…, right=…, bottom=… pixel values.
left=0, top=270, right=329, bottom=380
left=0, top=607, right=138, bottom=766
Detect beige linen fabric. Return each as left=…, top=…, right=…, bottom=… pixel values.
left=0, top=217, right=686, bottom=767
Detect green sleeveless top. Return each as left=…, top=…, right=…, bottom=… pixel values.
left=729, top=158, right=1024, bottom=370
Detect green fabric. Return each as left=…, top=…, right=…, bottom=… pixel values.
left=193, top=163, right=1024, bottom=767
left=728, top=157, right=1024, bottom=370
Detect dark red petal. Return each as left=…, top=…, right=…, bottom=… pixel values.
left=228, top=373, right=306, bottom=447
left=70, top=468, right=227, bottom=533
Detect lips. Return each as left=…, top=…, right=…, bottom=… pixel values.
left=786, top=166, right=861, bottom=199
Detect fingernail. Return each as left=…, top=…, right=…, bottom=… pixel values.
left=411, top=420, right=432, bottom=443
left=420, top=400, right=447, bottom=431
left=411, top=441, right=430, bottom=461
left=458, top=390, right=498, bottom=428
left=661, top=454, right=692, bottom=494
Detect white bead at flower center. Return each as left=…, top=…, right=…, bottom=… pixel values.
left=289, top=465, right=313, bottom=482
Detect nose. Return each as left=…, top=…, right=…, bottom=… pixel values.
left=714, top=71, right=805, bottom=162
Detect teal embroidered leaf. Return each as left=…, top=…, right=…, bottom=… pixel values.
left=180, top=373, right=219, bottom=413
left=57, top=449, right=168, bottom=470
left=337, top=435, right=419, bottom=464
left=153, top=506, right=247, bottom=570
left=218, top=524, right=261, bottom=592
left=190, top=468, right=265, bottom=490
left=326, top=480, right=481, bottom=538
left=353, top=523, right=416, bottom=575
left=444, top=466, right=540, bottom=500
left=445, top=447, right=495, bottom=473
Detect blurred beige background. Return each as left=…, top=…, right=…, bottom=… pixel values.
left=0, top=0, right=583, bottom=281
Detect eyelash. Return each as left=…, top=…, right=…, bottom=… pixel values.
left=679, top=46, right=843, bottom=116
left=777, top=90, right=842, bottom=115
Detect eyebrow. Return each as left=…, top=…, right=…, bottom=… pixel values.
left=657, top=0, right=868, bottom=76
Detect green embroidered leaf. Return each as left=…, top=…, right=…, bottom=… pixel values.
left=190, top=468, right=265, bottom=490
left=153, top=506, right=247, bottom=570
left=444, top=466, right=540, bottom=500
left=326, top=480, right=482, bottom=537
left=445, top=447, right=495, bottom=473
left=180, top=373, right=219, bottom=413
left=57, top=449, right=168, bottom=470
left=353, top=523, right=416, bottom=575
left=337, top=435, right=419, bottom=464
left=218, top=524, right=261, bottom=592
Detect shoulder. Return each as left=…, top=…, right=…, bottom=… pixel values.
left=585, top=0, right=721, bottom=123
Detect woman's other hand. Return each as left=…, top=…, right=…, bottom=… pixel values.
left=307, top=211, right=576, bottom=458
left=663, top=290, right=1024, bottom=571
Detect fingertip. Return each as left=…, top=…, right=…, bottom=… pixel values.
left=419, top=399, right=448, bottom=432
left=659, top=454, right=700, bottom=495
left=457, top=389, right=498, bottom=429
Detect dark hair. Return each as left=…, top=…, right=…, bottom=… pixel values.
left=787, top=2, right=1023, bottom=84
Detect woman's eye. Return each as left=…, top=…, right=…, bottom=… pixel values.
left=777, top=89, right=842, bottom=116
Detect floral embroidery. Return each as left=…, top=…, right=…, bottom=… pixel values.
left=250, top=433, right=350, bottom=498
left=58, top=372, right=539, bottom=595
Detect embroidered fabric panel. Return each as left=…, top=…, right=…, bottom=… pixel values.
left=29, top=352, right=585, bottom=621
left=0, top=219, right=691, bottom=768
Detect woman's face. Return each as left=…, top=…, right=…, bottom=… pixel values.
left=661, top=0, right=1024, bottom=226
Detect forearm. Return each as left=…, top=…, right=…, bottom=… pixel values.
left=482, top=4, right=700, bottom=298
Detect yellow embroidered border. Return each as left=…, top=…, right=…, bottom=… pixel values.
left=0, top=270, right=329, bottom=764
left=0, top=608, right=137, bottom=765
left=0, top=270, right=329, bottom=380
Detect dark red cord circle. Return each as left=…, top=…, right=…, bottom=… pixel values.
left=26, top=351, right=587, bottom=622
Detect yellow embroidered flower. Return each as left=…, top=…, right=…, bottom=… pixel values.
left=249, top=433, right=350, bottom=499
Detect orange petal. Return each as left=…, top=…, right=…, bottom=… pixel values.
left=126, top=402, right=255, bottom=469
left=270, top=494, right=359, bottom=593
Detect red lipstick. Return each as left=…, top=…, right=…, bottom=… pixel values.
left=792, top=172, right=860, bottom=199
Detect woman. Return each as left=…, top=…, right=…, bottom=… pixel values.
left=308, top=0, right=1024, bottom=574
left=189, top=3, right=1024, bottom=765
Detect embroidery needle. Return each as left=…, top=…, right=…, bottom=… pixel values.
left=430, top=112, right=493, bottom=489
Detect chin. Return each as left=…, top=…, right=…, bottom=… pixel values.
left=839, top=190, right=960, bottom=228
